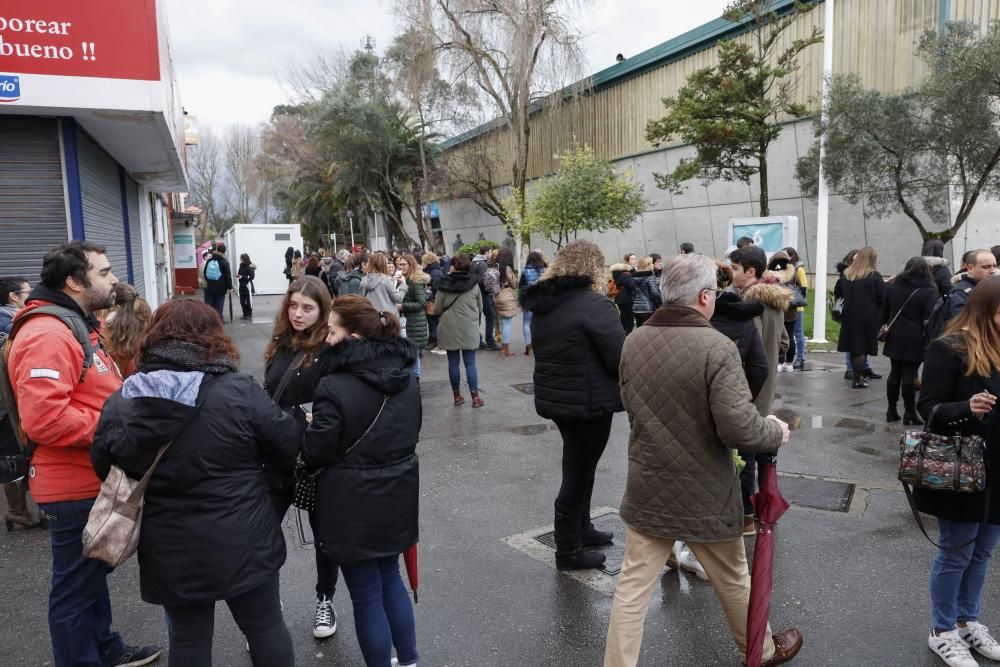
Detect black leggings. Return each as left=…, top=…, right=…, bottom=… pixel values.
left=553, top=415, right=614, bottom=517
left=164, top=575, right=294, bottom=667
left=888, top=359, right=921, bottom=410
left=239, top=285, right=252, bottom=318
left=783, top=320, right=797, bottom=363
left=618, top=304, right=634, bottom=334
left=271, top=488, right=339, bottom=598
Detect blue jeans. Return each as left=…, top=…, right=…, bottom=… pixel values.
left=427, top=315, right=438, bottom=340
left=500, top=316, right=514, bottom=345
left=523, top=310, right=533, bottom=346
left=447, top=349, right=478, bottom=392
left=39, top=499, right=127, bottom=667
left=205, top=292, right=226, bottom=319
left=341, top=555, right=418, bottom=667
left=930, top=519, right=1000, bottom=632
left=165, top=575, right=294, bottom=667
left=412, top=353, right=421, bottom=380
left=845, top=352, right=872, bottom=371
left=792, top=311, right=806, bottom=364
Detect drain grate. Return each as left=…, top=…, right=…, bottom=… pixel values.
left=534, top=512, right=626, bottom=575
left=779, top=476, right=855, bottom=513
left=511, top=383, right=535, bottom=395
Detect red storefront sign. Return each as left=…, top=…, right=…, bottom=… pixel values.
left=0, top=0, right=160, bottom=81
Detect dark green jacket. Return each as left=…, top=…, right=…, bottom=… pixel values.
left=401, top=272, right=430, bottom=347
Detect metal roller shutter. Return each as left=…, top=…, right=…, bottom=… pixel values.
left=77, top=130, right=129, bottom=282
left=125, top=176, right=145, bottom=297
left=0, top=117, right=68, bottom=283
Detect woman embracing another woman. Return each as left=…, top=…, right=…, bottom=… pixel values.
left=303, top=295, right=421, bottom=667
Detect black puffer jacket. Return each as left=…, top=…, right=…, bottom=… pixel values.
left=303, top=337, right=420, bottom=565
left=519, top=275, right=625, bottom=421
left=611, top=264, right=635, bottom=306
left=92, top=368, right=297, bottom=606
left=917, top=338, right=1000, bottom=524
left=710, top=292, right=768, bottom=400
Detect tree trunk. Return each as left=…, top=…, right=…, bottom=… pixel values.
left=758, top=147, right=769, bottom=217
left=411, top=177, right=433, bottom=249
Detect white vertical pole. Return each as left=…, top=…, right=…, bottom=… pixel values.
left=811, top=0, right=834, bottom=343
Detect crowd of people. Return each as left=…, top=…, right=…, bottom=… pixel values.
left=2, top=235, right=1000, bottom=667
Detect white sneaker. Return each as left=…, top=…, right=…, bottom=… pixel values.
left=777, top=364, right=786, bottom=373
left=673, top=542, right=708, bottom=580
left=959, top=623, right=1000, bottom=660
left=313, top=595, right=337, bottom=638
left=929, top=630, right=979, bottom=667
left=391, top=659, right=417, bottom=667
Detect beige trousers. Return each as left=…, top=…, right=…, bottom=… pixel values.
left=604, top=526, right=776, bottom=667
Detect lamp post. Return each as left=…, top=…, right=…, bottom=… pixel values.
left=811, top=0, right=834, bottom=344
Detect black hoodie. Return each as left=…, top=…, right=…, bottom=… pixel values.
left=519, top=275, right=625, bottom=421
left=303, top=337, right=420, bottom=565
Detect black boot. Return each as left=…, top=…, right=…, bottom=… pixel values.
left=903, top=408, right=923, bottom=426
left=579, top=499, right=613, bottom=546
left=554, top=503, right=606, bottom=571
left=886, top=405, right=901, bottom=423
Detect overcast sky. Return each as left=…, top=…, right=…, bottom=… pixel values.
left=162, top=0, right=731, bottom=136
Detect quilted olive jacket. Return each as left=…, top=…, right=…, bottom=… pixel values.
left=618, top=305, right=784, bottom=542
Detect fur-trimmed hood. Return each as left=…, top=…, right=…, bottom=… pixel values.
left=437, top=270, right=480, bottom=294
left=319, top=336, right=417, bottom=395
left=924, top=256, right=949, bottom=268
left=407, top=271, right=431, bottom=286
left=610, top=263, right=632, bottom=276
left=742, top=281, right=796, bottom=311
left=519, top=274, right=594, bottom=313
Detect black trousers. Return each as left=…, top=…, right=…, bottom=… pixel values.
left=239, top=284, right=252, bottom=318
left=783, top=320, right=797, bottom=363
left=164, top=575, right=294, bottom=667
left=634, top=312, right=652, bottom=327
left=618, top=304, right=634, bottom=334
left=888, top=358, right=921, bottom=410
left=553, top=414, right=614, bottom=523
left=271, top=487, right=339, bottom=598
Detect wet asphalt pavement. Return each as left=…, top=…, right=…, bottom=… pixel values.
left=1, top=294, right=997, bottom=666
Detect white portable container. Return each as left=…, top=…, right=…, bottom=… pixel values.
left=224, top=224, right=303, bottom=295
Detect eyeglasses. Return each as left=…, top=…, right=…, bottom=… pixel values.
left=702, top=288, right=724, bottom=298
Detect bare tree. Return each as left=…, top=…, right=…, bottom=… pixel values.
left=224, top=124, right=261, bottom=227
left=283, top=49, right=352, bottom=104
left=186, top=131, right=228, bottom=237
left=398, top=0, right=590, bottom=257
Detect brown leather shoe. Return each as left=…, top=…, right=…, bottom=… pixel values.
left=743, top=514, right=756, bottom=536
left=761, top=628, right=803, bottom=666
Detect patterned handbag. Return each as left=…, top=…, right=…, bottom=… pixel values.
left=898, top=403, right=990, bottom=548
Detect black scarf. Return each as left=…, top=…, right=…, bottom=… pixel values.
left=140, top=340, right=238, bottom=375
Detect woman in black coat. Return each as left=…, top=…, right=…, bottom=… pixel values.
left=422, top=252, right=444, bottom=350
left=922, top=239, right=954, bottom=298
left=303, top=295, right=420, bottom=667
left=916, top=277, right=1000, bottom=663
left=237, top=253, right=256, bottom=320
left=519, top=240, right=626, bottom=571
left=836, top=246, right=887, bottom=389
left=611, top=261, right=637, bottom=333
left=880, top=257, right=939, bottom=424
left=263, top=275, right=338, bottom=639
left=91, top=300, right=297, bottom=667
left=711, top=264, right=768, bottom=401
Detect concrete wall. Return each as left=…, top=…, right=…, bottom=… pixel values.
left=406, top=119, right=998, bottom=282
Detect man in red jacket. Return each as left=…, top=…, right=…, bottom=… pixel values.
left=8, top=241, right=161, bottom=666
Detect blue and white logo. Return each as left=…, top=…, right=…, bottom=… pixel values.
left=0, top=75, right=21, bottom=103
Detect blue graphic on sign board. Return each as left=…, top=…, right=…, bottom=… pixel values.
left=731, top=222, right=785, bottom=254
left=0, top=75, right=20, bottom=103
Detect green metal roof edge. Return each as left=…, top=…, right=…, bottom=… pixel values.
left=440, top=0, right=817, bottom=151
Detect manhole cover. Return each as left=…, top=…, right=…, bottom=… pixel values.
left=779, top=476, right=854, bottom=513
left=511, top=383, right=534, bottom=395
left=534, top=512, right=626, bottom=575
left=508, top=423, right=558, bottom=435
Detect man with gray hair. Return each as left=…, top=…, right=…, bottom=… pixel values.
left=604, top=253, right=802, bottom=667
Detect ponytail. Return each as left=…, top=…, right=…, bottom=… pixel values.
left=332, top=295, right=401, bottom=338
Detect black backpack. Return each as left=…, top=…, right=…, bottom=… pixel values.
left=0, top=306, right=93, bottom=483
left=923, top=287, right=972, bottom=344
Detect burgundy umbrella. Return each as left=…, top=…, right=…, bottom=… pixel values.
left=403, top=544, right=419, bottom=603
left=745, top=457, right=789, bottom=667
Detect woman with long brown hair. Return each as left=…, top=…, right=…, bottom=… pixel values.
left=918, top=276, right=1000, bottom=667
left=91, top=299, right=298, bottom=666
left=836, top=246, right=886, bottom=389
left=303, top=295, right=420, bottom=667
left=102, top=283, right=153, bottom=377
left=263, top=275, right=339, bottom=640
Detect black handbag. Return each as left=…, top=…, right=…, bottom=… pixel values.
left=293, top=394, right=390, bottom=512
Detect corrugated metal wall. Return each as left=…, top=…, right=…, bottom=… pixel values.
left=0, top=117, right=68, bottom=282
left=951, top=0, right=1000, bottom=24
left=125, top=176, right=145, bottom=296
left=77, top=130, right=129, bottom=281
left=448, top=0, right=953, bottom=184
